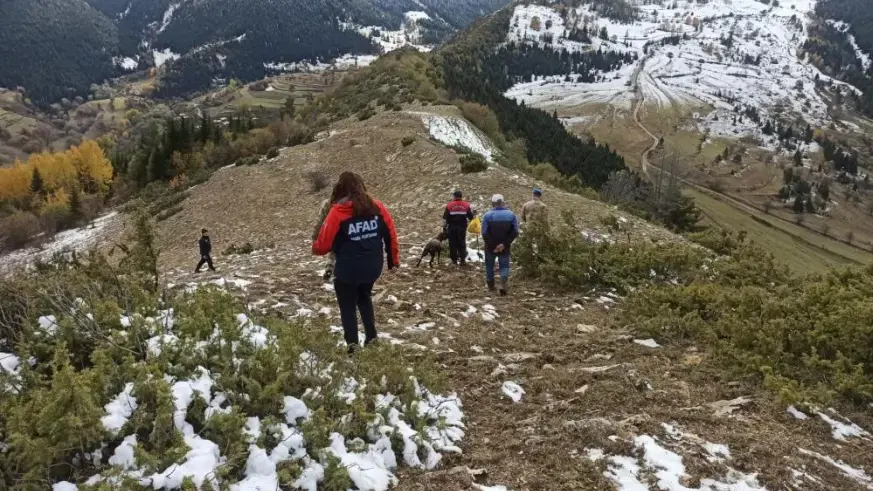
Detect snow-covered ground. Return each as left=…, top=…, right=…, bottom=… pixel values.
left=265, top=54, right=380, bottom=73
left=504, top=0, right=868, bottom=147
left=342, top=11, right=436, bottom=54
left=413, top=112, right=496, bottom=162
left=265, top=11, right=432, bottom=74
left=828, top=20, right=872, bottom=72
left=153, top=48, right=181, bottom=68
left=113, top=56, right=139, bottom=71
left=0, top=212, right=119, bottom=275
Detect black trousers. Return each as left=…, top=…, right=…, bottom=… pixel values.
left=334, top=280, right=377, bottom=345
left=196, top=254, right=215, bottom=272
left=447, top=227, right=467, bottom=264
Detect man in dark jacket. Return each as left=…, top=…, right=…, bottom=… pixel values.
left=482, top=194, right=519, bottom=296
left=195, top=228, right=216, bottom=273
left=443, top=190, right=475, bottom=265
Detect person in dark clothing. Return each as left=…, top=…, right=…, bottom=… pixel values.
left=313, top=172, right=400, bottom=354
left=443, top=190, right=475, bottom=265
left=481, top=194, right=519, bottom=296
left=195, top=229, right=216, bottom=273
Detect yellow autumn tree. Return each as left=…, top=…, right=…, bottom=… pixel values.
left=0, top=162, right=32, bottom=201
left=70, top=140, right=114, bottom=192
left=0, top=140, right=113, bottom=203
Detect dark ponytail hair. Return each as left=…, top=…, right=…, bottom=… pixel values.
left=330, top=172, right=378, bottom=217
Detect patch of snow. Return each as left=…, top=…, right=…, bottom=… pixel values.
left=0, top=353, right=21, bottom=375
left=415, top=113, right=495, bottom=161
left=787, top=405, right=808, bottom=420
left=37, top=315, right=58, bottom=334
left=0, top=212, right=119, bottom=275
left=101, top=382, right=138, bottom=434
left=633, top=338, right=660, bottom=348
left=283, top=396, right=310, bottom=424
left=817, top=410, right=871, bottom=441
left=326, top=433, right=398, bottom=490
left=146, top=333, right=179, bottom=357
left=113, top=56, right=139, bottom=71
left=153, top=48, right=181, bottom=68
left=150, top=435, right=222, bottom=490
left=799, top=448, right=873, bottom=489
left=108, top=435, right=138, bottom=470
left=157, top=3, right=179, bottom=34
left=501, top=381, right=525, bottom=403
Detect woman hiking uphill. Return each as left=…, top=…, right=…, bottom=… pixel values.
left=312, top=172, right=400, bottom=355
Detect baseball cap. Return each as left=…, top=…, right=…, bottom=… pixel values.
left=491, top=194, right=504, bottom=203
left=533, top=188, right=543, bottom=196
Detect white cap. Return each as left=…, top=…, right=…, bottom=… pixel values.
left=491, top=194, right=504, bottom=204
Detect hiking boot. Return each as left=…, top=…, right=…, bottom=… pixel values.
left=499, top=277, right=508, bottom=296
left=365, top=337, right=379, bottom=347
left=487, top=280, right=496, bottom=292
left=347, top=344, right=361, bottom=356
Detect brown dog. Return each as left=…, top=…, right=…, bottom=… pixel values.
left=416, top=232, right=448, bottom=267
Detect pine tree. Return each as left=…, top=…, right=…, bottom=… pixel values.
left=30, top=168, right=46, bottom=196
left=199, top=114, right=211, bottom=143
left=762, top=120, right=774, bottom=135
left=147, top=149, right=169, bottom=183
left=793, top=150, right=803, bottom=166
left=69, top=187, right=83, bottom=222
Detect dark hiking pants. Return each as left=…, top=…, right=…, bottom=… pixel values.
left=447, top=227, right=467, bottom=264
left=334, top=280, right=377, bottom=346
left=196, top=254, right=215, bottom=272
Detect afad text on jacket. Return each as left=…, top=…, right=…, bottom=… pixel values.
left=312, top=199, right=400, bottom=284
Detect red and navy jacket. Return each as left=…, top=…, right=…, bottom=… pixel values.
left=443, top=199, right=474, bottom=230
left=313, top=199, right=400, bottom=284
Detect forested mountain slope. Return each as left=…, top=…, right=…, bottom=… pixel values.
left=0, top=0, right=511, bottom=105
left=0, top=0, right=120, bottom=104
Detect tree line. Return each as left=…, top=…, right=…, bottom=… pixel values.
left=492, top=42, right=637, bottom=85
left=0, top=141, right=114, bottom=250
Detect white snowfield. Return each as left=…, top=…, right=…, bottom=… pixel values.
left=0, top=212, right=119, bottom=276
left=341, top=11, right=436, bottom=55
left=504, top=0, right=870, bottom=145
left=414, top=112, right=496, bottom=162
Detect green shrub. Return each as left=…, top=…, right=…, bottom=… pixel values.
left=0, top=215, right=454, bottom=488
left=460, top=153, right=488, bottom=174
left=155, top=205, right=183, bottom=222
left=514, top=214, right=707, bottom=294
left=147, top=191, right=189, bottom=217
left=40, top=201, right=75, bottom=234
left=235, top=155, right=260, bottom=167
left=357, top=107, right=376, bottom=121
left=401, top=136, right=416, bottom=147
left=222, top=242, right=255, bottom=256
left=0, top=211, right=40, bottom=251
left=621, top=264, right=873, bottom=405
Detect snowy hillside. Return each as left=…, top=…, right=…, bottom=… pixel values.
left=504, top=0, right=870, bottom=145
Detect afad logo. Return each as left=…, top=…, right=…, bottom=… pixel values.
left=348, top=218, right=380, bottom=241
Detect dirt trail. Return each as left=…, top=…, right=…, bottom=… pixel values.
left=156, top=109, right=872, bottom=490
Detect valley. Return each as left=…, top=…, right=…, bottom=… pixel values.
left=503, top=0, right=873, bottom=271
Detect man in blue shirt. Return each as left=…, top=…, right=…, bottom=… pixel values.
left=481, top=194, right=519, bottom=296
